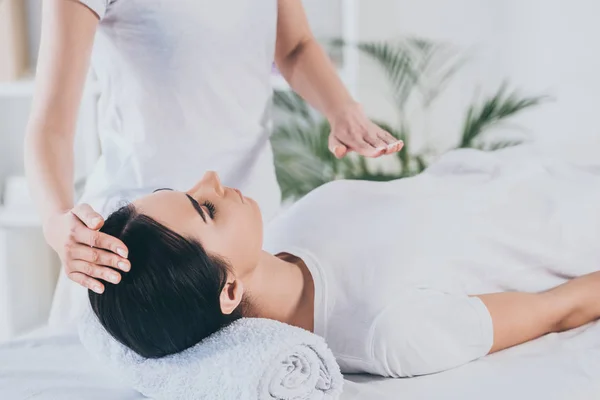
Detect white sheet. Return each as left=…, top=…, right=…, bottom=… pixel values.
left=343, top=322, right=600, bottom=400
left=0, top=328, right=143, bottom=400
left=2, top=322, right=600, bottom=400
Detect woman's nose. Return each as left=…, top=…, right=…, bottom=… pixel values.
left=200, top=171, right=224, bottom=196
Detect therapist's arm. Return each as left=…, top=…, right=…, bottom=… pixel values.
left=476, top=271, right=600, bottom=354
left=25, top=0, right=129, bottom=293
left=274, top=0, right=403, bottom=159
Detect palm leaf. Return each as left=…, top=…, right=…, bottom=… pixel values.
left=395, top=122, right=412, bottom=172
left=271, top=123, right=331, bottom=200
left=271, top=119, right=357, bottom=200
left=352, top=39, right=467, bottom=114
left=419, top=46, right=468, bottom=107
left=398, top=38, right=439, bottom=107
left=273, top=90, right=313, bottom=122
left=355, top=41, right=419, bottom=111
left=415, top=155, right=428, bottom=173
left=460, top=84, right=549, bottom=148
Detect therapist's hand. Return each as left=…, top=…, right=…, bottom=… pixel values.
left=43, top=204, right=130, bottom=294
left=328, top=102, right=404, bottom=159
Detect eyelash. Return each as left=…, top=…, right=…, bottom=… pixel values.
left=203, top=201, right=217, bottom=219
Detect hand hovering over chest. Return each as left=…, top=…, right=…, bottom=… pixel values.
left=274, top=0, right=403, bottom=159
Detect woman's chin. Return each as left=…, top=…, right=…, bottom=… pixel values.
left=250, top=197, right=263, bottom=217
left=246, top=195, right=258, bottom=207
left=249, top=197, right=265, bottom=228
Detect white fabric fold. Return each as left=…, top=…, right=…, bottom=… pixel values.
left=78, top=306, right=343, bottom=400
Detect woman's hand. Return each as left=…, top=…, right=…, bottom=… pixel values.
left=274, top=1, right=403, bottom=159
left=328, top=102, right=404, bottom=159
left=44, top=204, right=130, bottom=294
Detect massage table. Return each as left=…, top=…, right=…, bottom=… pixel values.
left=1, top=321, right=599, bottom=400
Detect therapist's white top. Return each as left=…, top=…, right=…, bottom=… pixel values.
left=76, top=0, right=281, bottom=220
left=263, top=146, right=600, bottom=377
left=50, top=0, right=280, bottom=328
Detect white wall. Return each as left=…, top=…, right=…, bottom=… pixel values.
left=25, top=0, right=41, bottom=68
left=0, top=98, right=32, bottom=200
left=499, top=0, right=600, bottom=160
left=357, top=0, right=600, bottom=161
left=0, top=0, right=98, bottom=203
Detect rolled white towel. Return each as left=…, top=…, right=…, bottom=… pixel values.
left=78, top=306, right=343, bottom=400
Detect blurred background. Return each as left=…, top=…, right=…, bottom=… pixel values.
left=0, top=0, right=599, bottom=340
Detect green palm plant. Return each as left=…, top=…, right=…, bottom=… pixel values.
left=459, top=83, right=548, bottom=149
left=352, top=38, right=468, bottom=114
left=272, top=38, right=548, bottom=201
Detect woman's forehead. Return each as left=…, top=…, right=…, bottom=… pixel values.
left=134, top=191, right=201, bottom=235
left=134, top=190, right=182, bottom=211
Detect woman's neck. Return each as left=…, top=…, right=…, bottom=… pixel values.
left=243, top=251, right=314, bottom=332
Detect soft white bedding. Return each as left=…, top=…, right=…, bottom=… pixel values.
left=0, top=328, right=143, bottom=400
left=343, top=322, right=600, bottom=400
left=2, top=322, right=600, bottom=400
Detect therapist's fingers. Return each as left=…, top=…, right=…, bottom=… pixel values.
left=344, top=127, right=388, bottom=158
left=69, top=260, right=121, bottom=288
left=369, top=126, right=403, bottom=155
left=376, top=128, right=404, bottom=154
left=71, top=203, right=104, bottom=230
left=68, top=271, right=105, bottom=294
left=364, top=134, right=389, bottom=154
left=328, top=135, right=348, bottom=159
left=350, top=138, right=386, bottom=158
left=68, top=244, right=130, bottom=272
left=335, top=129, right=383, bottom=158
left=73, top=223, right=129, bottom=258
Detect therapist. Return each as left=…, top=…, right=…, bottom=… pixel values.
left=24, top=0, right=403, bottom=299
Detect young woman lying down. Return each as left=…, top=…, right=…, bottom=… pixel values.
left=89, top=149, right=600, bottom=378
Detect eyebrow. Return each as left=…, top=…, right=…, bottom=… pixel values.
left=153, top=188, right=207, bottom=223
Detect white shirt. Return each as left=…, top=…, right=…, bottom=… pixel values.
left=50, top=0, right=280, bottom=328
left=263, top=146, right=600, bottom=377
left=76, top=0, right=281, bottom=221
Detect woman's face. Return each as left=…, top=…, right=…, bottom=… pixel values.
left=134, top=171, right=263, bottom=278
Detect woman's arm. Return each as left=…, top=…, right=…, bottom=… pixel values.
left=25, top=0, right=129, bottom=293
left=477, top=271, right=600, bottom=354
left=25, top=0, right=97, bottom=221
left=372, top=273, right=600, bottom=378
left=274, top=0, right=403, bottom=159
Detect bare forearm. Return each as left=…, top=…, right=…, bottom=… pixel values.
left=24, top=129, right=75, bottom=222
left=477, top=272, right=600, bottom=354
left=276, top=38, right=355, bottom=120
left=24, top=0, right=99, bottom=223
left=476, top=292, right=565, bottom=354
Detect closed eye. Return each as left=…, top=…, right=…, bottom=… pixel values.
left=186, top=194, right=208, bottom=223
left=153, top=188, right=208, bottom=223
left=202, top=201, right=217, bottom=219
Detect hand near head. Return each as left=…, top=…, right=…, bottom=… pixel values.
left=328, top=102, right=404, bottom=159
left=43, top=204, right=130, bottom=294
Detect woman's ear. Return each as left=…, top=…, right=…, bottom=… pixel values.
left=220, top=279, right=244, bottom=315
